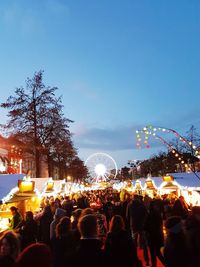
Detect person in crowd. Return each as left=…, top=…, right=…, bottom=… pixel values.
left=172, top=195, right=189, bottom=219
left=79, top=207, right=94, bottom=218
left=52, top=216, right=74, bottom=267
left=19, top=211, right=38, bottom=250
left=15, top=243, right=52, bottom=267
left=67, top=214, right=105, bottom=267
left=71, top=208, right=82, bottom=230
left=0, top=230, right=20, bottom=266
left=38, top=205, right=53, bottom=245
left=185, top=206, right=200, bottom=267
left=54, top=197, right=62, bottom=209
left=163, top=198, right=173, bottom=220
left=70, top=208, right=82, bottom=246
left=61, top=196, right=73, bottom=217
left=105, top=215, right=141, bottom=267
left=145, top=200, right=165, bottom=267
left=121, top=193, right=131, bottom=229
left=96, top=211, right=107, bottom=245
left=126, top=194, right=150, bottom=267
left=76, top=194, right=87, bottom=209
left=9, top=206, right=23, bottom=231
left=164, top=216, right=190, bottom=267
left=103, top=196, right=115, bottom=225
left=50, top=207, right=66, bottom=240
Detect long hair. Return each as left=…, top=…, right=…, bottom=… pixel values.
left=0, top=230, right=20, bottom=260
left=109, top=215, right=125, bottom=233
left=56, top=216, right=71, bottom=238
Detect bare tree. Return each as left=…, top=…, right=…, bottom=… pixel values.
left=0, top=71, right=74, bottom=177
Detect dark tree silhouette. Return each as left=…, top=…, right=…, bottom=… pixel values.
left=0, top=71, right=74, bottom=177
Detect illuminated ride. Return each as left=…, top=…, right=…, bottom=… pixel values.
left=85, top=152, right=118, bottom=183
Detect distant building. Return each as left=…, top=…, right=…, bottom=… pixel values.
left=0, top=135, right=50, bottom=178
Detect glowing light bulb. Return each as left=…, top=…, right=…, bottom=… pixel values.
left=95, top=164, right=106, bottom=176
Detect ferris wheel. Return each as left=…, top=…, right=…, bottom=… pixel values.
left=85, top=152, right=118, bottom=183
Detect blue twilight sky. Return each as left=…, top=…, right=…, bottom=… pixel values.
left=0, top=0, right=200, bottom=168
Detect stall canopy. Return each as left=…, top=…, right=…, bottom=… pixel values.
left=0, top=174, right=25, bottom=201
left=133, top=172, right=200, bottom=191
left=169, top=172, right=200, bottom=190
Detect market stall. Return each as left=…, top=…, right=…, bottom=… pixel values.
left=144, top=177, right=158, bottom=198
left=0, top=175, right=40, bottom=232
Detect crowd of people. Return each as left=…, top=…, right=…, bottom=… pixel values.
left=0, top=188, right=200, bottom=267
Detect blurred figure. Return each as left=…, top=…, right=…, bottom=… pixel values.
left=164, top=216, right=190, bottom=267
left=0, top=230, right=20, bottom=266
left=50, top=208, right=66, bottom=240
left=38, top=205, right=53, bottom=245
left=126, top=194, right=149, bottom=266
left=146, top=200, right=165, bottom=267
left=68, top=214, right=105, bottom=267
left=15, top=243, right=52, bottom=267
left=19, top=211, right=38, bottom=250
left=105, top=215, right=141, bottom=267
left=71, top=208, right=82, bottom=230
left=172, top=196, right=188, bottom=219
left=52, top=216, right=74, bottom=267
left=9, top=206, right=23, bottom=231
left=185, top=206, right=200, bottom=267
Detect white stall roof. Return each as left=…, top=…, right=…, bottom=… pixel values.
left=132, top=177, right=163, bottom=188
left=169, top=172, right=200, bottom=190
left=31, top=178, right=49, bottom=193
left=133, top=172, right=200, bottom=190
left=0, top=174, right=25, bottom=200
left=54, top=180, right=64, bottom=193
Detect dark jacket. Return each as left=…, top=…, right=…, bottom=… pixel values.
left=126, top=200, right=148, bottom=232
left=185, top=215, right=200, bottom=267
left=19, top=219, right=38, bottom=249
left=105, top=230, right=140, bottom=267
left=67, top=239, right=105, bottom=267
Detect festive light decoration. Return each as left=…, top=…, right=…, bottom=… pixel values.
left=135, top=125, right=200, bottom=174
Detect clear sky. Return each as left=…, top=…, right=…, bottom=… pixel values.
left=0, top=0, right=200, bottom=168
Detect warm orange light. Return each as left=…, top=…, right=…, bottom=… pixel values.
left=163, top=175, right=174, bottom=182
left=18, top=180, right=34, bottom=192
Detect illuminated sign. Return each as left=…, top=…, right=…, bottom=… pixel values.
left=18, top=180, right=35, bottom=192
left=163, top=175, right=174, bottom=182
left=46, top=181, right=54, bottom=191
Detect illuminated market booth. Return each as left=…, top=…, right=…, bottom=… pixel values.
left=134, top=180, right=143, bottom=195
left=134, top=173, right=200, bottom=206
left=0, top=174, right=40, bottom=232
left=144, top=177, right=158, bottom=198
left=159, top=175, right=181, bottom=196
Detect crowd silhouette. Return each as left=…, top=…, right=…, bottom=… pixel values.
left=0, top=188, right=200, bottom=267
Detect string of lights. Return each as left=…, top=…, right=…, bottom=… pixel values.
left=135, top=125, right=200, bottom=181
